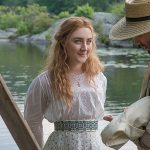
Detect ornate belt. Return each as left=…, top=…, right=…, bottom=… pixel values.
left=54, top=120, right=98, bottom=131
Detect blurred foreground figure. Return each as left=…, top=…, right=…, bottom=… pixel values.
left=101, top=0, right=150, bottom=149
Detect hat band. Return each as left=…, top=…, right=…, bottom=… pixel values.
left=126, top=15, right=150, bottom=22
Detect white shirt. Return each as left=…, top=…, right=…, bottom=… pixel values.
left=24, top=71, right=107, bottom=147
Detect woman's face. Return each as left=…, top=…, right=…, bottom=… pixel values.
left=66, top=27, right=93, bottom=67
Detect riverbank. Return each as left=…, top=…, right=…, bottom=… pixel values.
left=0, top=12, right=134, bottom=51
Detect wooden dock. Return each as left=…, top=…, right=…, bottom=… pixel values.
left=0, top=74, right=41, bottom=150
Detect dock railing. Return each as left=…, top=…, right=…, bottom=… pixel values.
left=0, top=74, right=41, bottom=150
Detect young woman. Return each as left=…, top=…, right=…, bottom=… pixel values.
left=24, top=16, right=112, bottom=149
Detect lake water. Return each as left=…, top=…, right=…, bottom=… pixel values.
left=0, top=42, right=150, bottom=150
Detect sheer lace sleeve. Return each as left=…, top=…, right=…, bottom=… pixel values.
left=24, top=75, right=48, bottom=148
left=103, top=73, right=107, bottom=100
left=98, top=72, right=107, bottom=107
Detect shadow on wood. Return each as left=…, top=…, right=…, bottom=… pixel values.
left=0, top=74, right=41, bottom=150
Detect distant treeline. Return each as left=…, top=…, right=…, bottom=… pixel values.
left=0, top=0, right=124, bottom=14
left=0, top=1, right=124, bottom=44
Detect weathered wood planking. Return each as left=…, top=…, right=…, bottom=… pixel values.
left=0, top=74, right=41, bottom=150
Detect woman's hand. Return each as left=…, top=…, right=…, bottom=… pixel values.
left=103, top=115, right=113, bottom=122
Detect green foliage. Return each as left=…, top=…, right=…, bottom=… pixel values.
left=53, top=11, right=70, bottom=20
left=94, top=20, right=103, bottom=36
left=0, top=12, right=20, bottom=29
left=0, top=4, right=52, bottom=35
left=0, top=1, right=125, bottom=39
left=94, top=20, right=103, bottom=41
left=94, top=20, right=109, bottom=45
left=100, top=34, right=109, bottom=45
left=45, top=30, right=52, bottom=41
left=74, top=3, right=94, bottom=19
left=0, top=5, right=9, bottom=14
left=58, top=11, right=70, bottom=19
left=20, top=4, right=51, bottom=34
left=17, top=21, right=28, bottom=35
left=35, top=0, right=77, bottom=14
left=32, top=12, right=51, bottom=34
left=1, top=0, right=27, bottom=6
left=0, top=0, right=125, bottom=14
left=109, top=3, right=125, bottom=16
left=34, top=0, right=117, bottom=14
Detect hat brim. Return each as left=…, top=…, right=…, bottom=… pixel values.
left=109, top=17, right=150, bottom=40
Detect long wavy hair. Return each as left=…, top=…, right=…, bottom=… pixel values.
left=45, top=16, right=104, bottom=107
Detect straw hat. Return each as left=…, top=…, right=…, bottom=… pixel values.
left=101, top=96, right=150, bottom=149
left=109, top=0, right=150, bottom=40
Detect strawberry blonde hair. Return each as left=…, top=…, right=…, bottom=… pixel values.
left=45, top=16, right=104, bottom=107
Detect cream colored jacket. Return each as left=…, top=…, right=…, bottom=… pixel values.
left=137, top=64, right=150, bottom=150
left=101, top=65, right=150, bottom=150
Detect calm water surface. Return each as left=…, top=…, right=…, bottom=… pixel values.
left=0, top=42, right=150, bottom=150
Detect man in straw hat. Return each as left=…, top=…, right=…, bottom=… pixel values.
left=101, top=0, right=150, bottom=149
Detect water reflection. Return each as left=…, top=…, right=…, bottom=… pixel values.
left=0, top=43, right=150, bottom=149
left=99, top=47, right=149, bottom=68
left=98, top=47, right=150, bottom=116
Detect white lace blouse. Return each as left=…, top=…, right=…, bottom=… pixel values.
left=24, top=71, right=107, bottom=147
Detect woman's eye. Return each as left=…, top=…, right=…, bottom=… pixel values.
left=87, top=40, right=92, bottom=45
left=75, top=40, right=82, bottom=44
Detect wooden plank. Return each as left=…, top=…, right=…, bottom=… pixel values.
left=0, top=74, right=41, bottom=150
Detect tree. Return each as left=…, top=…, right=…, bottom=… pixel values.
left=0, top=0, right=124, bottom=14
left=1, top=0, right=27, bottom=6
